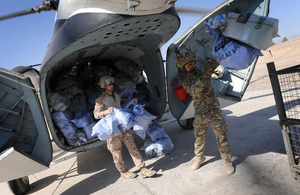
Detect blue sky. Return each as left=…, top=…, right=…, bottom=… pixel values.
left=0, top=0, right=300, bottom=70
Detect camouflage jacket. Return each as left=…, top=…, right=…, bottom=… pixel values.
left=182, top=61, right=219, bottom=113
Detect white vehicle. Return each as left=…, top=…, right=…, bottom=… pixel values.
left=0, top=0, right=271, bottom=194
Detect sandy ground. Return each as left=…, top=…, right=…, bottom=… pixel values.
left=247, top=38, right=300, bottom=91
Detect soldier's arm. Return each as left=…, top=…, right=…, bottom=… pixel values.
left=178, top=68, right=187, bottom=81
left=183, top=76, right=204, bottom=94
left=93, top=97, right=107, bottom=119
left=203, top=59, right=220, bottom=80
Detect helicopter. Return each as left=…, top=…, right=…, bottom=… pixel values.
left=0, top=0, right=272, bottom=194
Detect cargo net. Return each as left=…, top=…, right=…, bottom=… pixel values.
left=278, top=72, right=300, bottom=165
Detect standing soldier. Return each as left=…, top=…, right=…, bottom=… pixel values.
left=93, top=75, right=156, bottom=179
left=176, top=52, right=235, bottom=175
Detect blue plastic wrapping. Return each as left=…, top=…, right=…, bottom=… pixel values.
left=125, top=100, right=157, bottom=139
left=82, top=122, right=96, bottom=140
left=147, top=122, right=169, bottom=142
left=144, top=137, right=175, bottom=158
left=133, top=114, right=156, bottom=139
left=71, top=112, right=94, bottom=128
left=212, top=35, right=263, bottom=71
left=144, top=140, right=159, bottom=158
left=92, top=107, right=137, bottom=140
left=53, top=109, right=77, bottom=139
left=156, top=137, right=174, bottom=155
left=205, top=14, right=227, bottom=37
left=71, top=112, right=96, bottom=140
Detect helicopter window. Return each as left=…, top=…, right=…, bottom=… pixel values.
left=106, top=32, right=112, bottom=35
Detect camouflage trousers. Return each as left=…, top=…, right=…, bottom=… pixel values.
left=193, top=107, right=232, bottom=161
left=107, top=130, right=145, bottom=173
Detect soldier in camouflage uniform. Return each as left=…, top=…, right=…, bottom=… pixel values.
left=176, top=52, right=235, bottom=175
left=93, top=75, right=156, bottom=179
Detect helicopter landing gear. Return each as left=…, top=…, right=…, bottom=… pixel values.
left=8, top=176, right=30, bottom=195
left=177, top=118, right=194, bottom=130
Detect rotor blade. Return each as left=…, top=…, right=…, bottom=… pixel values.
left=176, top=7, right=210, bottom=15
left=0, top=1, right=56, bottom=21
left=0, top=8, right=37, bottom=21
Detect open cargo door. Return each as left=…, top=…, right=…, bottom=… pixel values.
left=0, top=68, right=52, bottom=182
left=166, top=0, right=270, bottom=120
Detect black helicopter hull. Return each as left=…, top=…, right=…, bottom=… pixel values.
left=42, top=7, right=179, bottom=66
left=39, top=7, right=180, bottom=151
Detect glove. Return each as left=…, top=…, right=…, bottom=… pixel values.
left=211, top=65, right=224, bottom=79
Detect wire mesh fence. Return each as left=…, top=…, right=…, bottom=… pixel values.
left=267, top=62, right=300, bottom=180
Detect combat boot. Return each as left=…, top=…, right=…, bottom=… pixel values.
left=225, top=161, right=235, bottom=175
left=140, top=167, right=156, bottom=178
left=121, top=170, right=137, bottom=179
left=191, top=156, right=206, bottom=170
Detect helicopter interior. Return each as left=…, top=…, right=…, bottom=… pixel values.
left=44, top=41, right=168, bottom=147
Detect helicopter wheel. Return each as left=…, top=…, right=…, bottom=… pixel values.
left=177, top=118, right=194, bottom=130
left=8, top=176, right=30, bottom=195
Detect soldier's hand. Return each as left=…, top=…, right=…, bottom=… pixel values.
left=212, top=65, right=225, bottom=79
left=106, top=107, right=114, bottom=115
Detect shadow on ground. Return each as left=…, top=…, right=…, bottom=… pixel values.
left=31, top=99, right=286, bottom=194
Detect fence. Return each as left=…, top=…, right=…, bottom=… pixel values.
left=267, top=62, right=300, bottom=181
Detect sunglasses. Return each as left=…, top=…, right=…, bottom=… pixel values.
left=105, top=78, right=115, bottom=86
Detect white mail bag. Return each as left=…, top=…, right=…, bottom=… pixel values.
left=223, top=12, right=279, bottom=50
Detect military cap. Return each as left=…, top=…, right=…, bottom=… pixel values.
left=99, top=75, right=115, bottom=88
left=176, top=52, right=196, bottom=69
